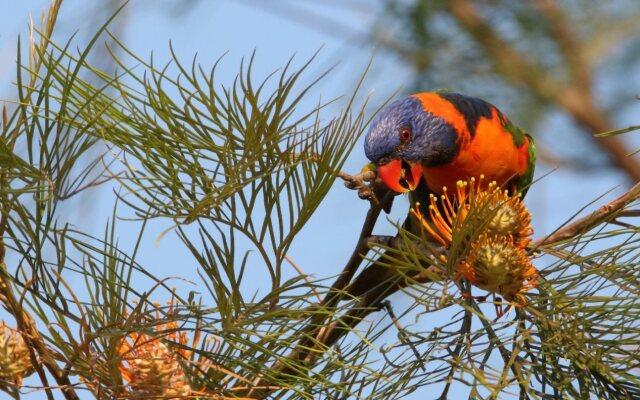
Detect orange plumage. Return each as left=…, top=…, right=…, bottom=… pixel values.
left=415, top=93, right=533, bottom=194
left=364, top=91, right=536, bottom=198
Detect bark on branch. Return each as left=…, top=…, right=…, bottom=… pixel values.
left=531, top=181, right=640, bottom=247
left=0, top=221, right=79, bottom=400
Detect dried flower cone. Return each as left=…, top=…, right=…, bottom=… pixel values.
left=412, top=176, right=538, bottom=306
left=457, top=234, right=538, bottom=304
left=0, top=322, right=34, bottom=386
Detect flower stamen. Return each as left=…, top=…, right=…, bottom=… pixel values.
left=411, top=175, right=538, bottom=306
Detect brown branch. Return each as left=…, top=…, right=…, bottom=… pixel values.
left=320, top=260, right=444, bottom=348
left=242, top=239, right=444, bottom=398
left=322, top=187, right=394, bottom=303
left=0, top=262, right=80, bottom=400
left=241, top=181, right=393, bottom=397
left=447, top=0, right=640, bottom=181
left=531, top=181, right=640, bottom=247
left=447, top=0, right=555, bottom=97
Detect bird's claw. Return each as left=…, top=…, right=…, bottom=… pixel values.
left=357, top=186, right=376, bottom=201
left=339, top=169, right=395, bottom=213
left=339, top=170, right=378, bottom=201
left=344, top=181, right=359, bottom=190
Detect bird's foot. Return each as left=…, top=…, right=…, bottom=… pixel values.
left=338, top=165, right=378, bottom=202
left=339, top=165, right=396, bottom=213
left=339, top=168, right=378, bottom=202
left=460, top=292, right=489, bottom=302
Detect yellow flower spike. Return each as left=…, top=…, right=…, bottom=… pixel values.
left=411, top=176, right=537, bottom=307
left=0, top=322, right=34, bottom=385
left=474, top=189, right=533, bottom=247
left=118, top=326, right=193, bottom=399
left=414, top=176, right=493, bottom=248
left=457, top=234, right=538, bottom=306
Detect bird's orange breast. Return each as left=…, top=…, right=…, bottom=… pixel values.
left=422, top=108, right=531, bottom=194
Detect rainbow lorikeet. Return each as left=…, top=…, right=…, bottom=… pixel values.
left=364, top=91, right=535, bottom=200
left=348, top=92, right=535, bottom=297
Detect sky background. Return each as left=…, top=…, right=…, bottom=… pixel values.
left=1, top=1, right=638, bottom=399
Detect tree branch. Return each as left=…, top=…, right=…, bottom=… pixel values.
left=0, top=251, right=80, bottom=400
left=533, top=0, right=591, bottom=92
left=241, top=233, right=444, bottom=398
left=531, top=181, right=640, bottom=247
left=241, top=178, right=393, bottom=397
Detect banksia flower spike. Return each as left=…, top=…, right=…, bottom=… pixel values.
left=0, top=322, right=34, bottom=386
left=117, top=300, right=215, bottom=399
left=412, top=176, right=538, bottom=307
left=456, top=234, right=538, bottom=305
left=411, top=176, right=500, bottom=247
left=477, top=189, right=533, bottom=248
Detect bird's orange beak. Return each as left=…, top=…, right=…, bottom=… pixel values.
left=377, top=159, right=423, bottom=193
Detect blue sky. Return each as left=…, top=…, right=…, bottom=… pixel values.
left=1, top=1, right=637, bottom=399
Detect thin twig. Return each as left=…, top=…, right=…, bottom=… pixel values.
left=438, top=307, right=472, bottom=400
left=284, top=253, right=322, bottom=302
left=321, top=187, right=394, bottom=302
left=379, top=300, right=426, bottom=371
left=465, top=297, right=529, bottom=397
left=617, top=209, right=640, bottom=218
left=318, top=259, right=444, bottom=349
left=243, top=185, right=393, bottom=397
left=531, top=182, right=640, bottom=247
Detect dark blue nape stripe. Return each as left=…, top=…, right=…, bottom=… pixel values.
left=437, top=92, right=494, bottom=138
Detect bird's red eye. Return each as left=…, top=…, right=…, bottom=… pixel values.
left=400, top=127, right=412, bottom=141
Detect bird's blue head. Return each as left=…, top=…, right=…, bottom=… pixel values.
left=364, top=95, right=458, bottom=192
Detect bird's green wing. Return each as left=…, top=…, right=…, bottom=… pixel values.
left=514, top=133, right=536, bottom=197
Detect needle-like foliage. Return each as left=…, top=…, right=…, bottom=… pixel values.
left=1, top=2, right=639, bottom=400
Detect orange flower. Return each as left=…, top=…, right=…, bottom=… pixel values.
left=412, top=176, right=533, bottom=248
left=412, top=176, right=538, bottom=306
left=0, top=322, right=34, bottom=386
left=118, top=323, right=192, bottom=399
left=411, top=178, right=483, bottom=247
left=117, top=301, right=215, bottom=399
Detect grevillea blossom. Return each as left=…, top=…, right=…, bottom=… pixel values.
left=411, top=176, right=538, bottom=306
left=0, top=322, right=34, bottom=386
left=117, top=301, right=217, bottom=399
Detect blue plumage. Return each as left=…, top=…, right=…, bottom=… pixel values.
left=364, top=96, right=458, bottom=167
